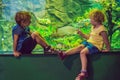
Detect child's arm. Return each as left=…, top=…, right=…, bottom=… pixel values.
left=13, top=34, right=21, bottom=57
left=77, top=30, right=90, bottom=39
left=100, top=31, right=110, bottom=52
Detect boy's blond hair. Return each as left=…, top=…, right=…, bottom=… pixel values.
left=15, top=11, right=31, bottom=25
left=89, top=9, right=105, bottom=24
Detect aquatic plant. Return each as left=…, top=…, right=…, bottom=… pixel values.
left=0, top=0, right=120, bottom=52
left=97, top=0, right=120, bottom=49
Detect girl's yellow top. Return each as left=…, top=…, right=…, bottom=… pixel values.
left=87, top=25, right=107, bottom=50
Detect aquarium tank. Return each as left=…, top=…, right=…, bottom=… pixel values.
left=0, top=0, right=120, bottom=54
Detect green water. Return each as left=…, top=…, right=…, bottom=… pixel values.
left=0, top=0, right=120, bottom=52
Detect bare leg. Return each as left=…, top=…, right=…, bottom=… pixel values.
left=80, top=47, right=89, bottom=71
left=65, top=44, right=85, bottom=55
left=75, top=47, right=89, bottom=80
left=31, top=32, right=49, bottom=48
left=58, top=44, right=85, bottom=60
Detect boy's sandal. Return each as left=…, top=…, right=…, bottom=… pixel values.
left=75, top=71, right=88, bottom=80
left=44, top=46, right=55, bottom=54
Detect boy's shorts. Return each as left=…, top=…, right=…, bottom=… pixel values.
left=19, top=37, right=37, bottom=54
left=81, top=41, right=99, bottom=54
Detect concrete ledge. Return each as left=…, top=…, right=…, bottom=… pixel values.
left=0, top=52, right=120, bottom=80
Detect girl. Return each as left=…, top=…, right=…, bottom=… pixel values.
left=58, top=9, right=110, bottom=80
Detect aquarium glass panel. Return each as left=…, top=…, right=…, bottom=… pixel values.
left=0, top=0, right=120, bottom=54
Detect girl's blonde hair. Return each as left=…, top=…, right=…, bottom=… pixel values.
left=89, top=9, right=105, bottom=23
left=15, top=11, right=31, bottom=25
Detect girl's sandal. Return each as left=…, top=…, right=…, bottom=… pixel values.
left=57, top=51, right=67, bottom=60
left=75, top=71, right=88, bottom=80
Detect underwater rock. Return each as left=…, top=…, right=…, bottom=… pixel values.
left=52, top=26, right=77, bottom=37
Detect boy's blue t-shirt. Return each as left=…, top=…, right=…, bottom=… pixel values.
left=12, top=24, right=30, bottom=51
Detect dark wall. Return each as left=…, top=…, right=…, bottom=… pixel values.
left=0, top=53, right=120, bottom=80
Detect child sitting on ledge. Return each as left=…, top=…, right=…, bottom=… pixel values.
left=12, top=11, right=54, bottom=57
left=58, top=9, right=110, bottom=80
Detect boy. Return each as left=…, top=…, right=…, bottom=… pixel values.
left=12, top=11, right=54, bottom=57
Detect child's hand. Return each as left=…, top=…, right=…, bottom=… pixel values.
left=102, top=49, right=110, bottom=52
left=13, top=51, right=21, bottom=57
left=77, top=30, right=82, bottom=35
